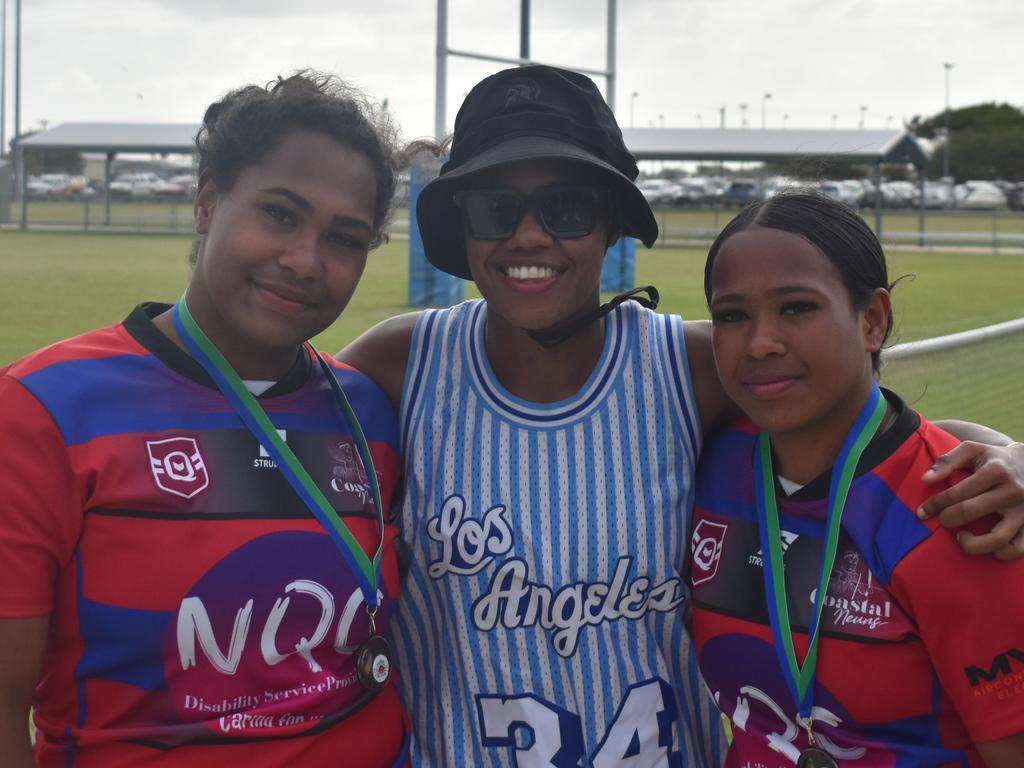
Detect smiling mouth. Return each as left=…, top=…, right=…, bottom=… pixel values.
left=744, top=377, right=799, bottom=398
left=254, top=282, right=313, bottom=314
left=502, top=264, right=561, bottom=281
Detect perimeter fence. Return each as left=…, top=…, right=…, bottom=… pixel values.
left=880, top=318, right=1024, bottom=436
left=8, top=201, right=1024, bottom=253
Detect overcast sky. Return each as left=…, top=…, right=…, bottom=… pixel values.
left=2, top=0, right=1020, bottom=144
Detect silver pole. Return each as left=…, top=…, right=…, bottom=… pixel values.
left=14, top=0, right=21, bottom=212
left=943, top=62, right=954, bottom=179
left=434, top=0, right=447, bottom=139
left=605, top=0, right=616, bottom=114
left=12, top=0, right=18, bottom=145
left=519, top=0, right=529, bottom=61
left=1, top=0, right=7, bottom=157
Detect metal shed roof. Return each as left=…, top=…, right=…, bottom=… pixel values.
left=620, top=127, right=930, bottom=167
left=17, top=122, right=200, bottom=155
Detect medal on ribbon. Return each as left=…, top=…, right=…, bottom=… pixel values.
left=754, top=385, right=886, bottom=768
left=172, top=297, right=392, bottom=690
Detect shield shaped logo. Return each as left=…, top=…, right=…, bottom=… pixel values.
left=147, top=437, right=210, bottom=499
left=691, top=519, right=729, bottom=586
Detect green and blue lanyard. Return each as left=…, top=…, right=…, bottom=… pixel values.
left=172, top=296, right=384, bottom=610
left=754, top=384, right=886, bottom=744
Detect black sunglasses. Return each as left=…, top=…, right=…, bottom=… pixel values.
left=453, top=186, right=605, bottom=240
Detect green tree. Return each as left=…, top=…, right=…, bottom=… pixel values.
left=20, top=132, right=85, bottom=176
left=908, top=103, right=1024, bottom=181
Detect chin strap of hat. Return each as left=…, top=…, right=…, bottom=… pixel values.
left=527, top=285, right=660, bottom=348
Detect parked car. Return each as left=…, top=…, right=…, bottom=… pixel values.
left=1009, top=182, right=1024, bottom=211
left=879, top=181, right=918, bottom=208
left=672, top=178, right=714, bottom=206
left=636, top=178, right=679, bottom=206
left=817, top=181, right=863, bottom=208
left=152, top=174, right=197, bottom=200
left=721, top=180, right=763, bottom=207
left=955, top=181, right=1008, bottom=210
left=109, top=172, right=164, bottom=198
left=26, top=175, right=67, bottom=199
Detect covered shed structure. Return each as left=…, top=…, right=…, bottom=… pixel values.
left=12, top=122, right=199, bottom=227
left=620, top=127, right=932, bottom=237
left=12, top=123, right=932, bottom=237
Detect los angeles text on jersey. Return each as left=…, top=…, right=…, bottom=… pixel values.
left=427, top=494, right=686, bottom=657
left=965, top=648, right=1024, bottom=701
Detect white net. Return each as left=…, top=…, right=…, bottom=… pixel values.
left=880, top=318, right=1024, bottom=437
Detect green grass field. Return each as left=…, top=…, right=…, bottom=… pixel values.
left=2, top=228, right=1022, bottom=433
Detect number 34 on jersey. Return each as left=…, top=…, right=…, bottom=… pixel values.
left=477, top=678, right=682, bottom=767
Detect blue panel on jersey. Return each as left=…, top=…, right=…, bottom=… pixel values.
left=842, top=472, right=932, bottom=583
left=76, top=597, right=174, bottom=691
left=695, top=428, right=759, bottom=522
left=21, top=354, right=396, bottom=447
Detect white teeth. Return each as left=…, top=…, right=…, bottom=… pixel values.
left=505, top=265, right=556, bottom=280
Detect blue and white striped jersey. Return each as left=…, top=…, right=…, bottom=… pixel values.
left=392, top=299, right=723, bottom=766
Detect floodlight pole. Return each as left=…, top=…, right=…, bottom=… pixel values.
left=13, top=0, right=18, bottom=149
left=434, top=0, right=617, bottom=139
left=1, top=0, right=7, bottom=157
left=605, top=0, right=616, bottom=113
left=943, top=62, right=954, bottom=179
left=434, top=0, right=447, bottom=139
left=520, top=0, right=529, bottom=59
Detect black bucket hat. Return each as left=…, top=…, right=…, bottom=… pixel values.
left=417, top=65, right=659, bottom=280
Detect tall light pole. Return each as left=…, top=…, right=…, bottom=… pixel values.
left=739, top=103, right=748, bottom=128
left=761, top=92, right=772, bottom=129
left=658, top=113, right=664, bottom=128
left=831, top=113, right=838, bottom=129
left=782, top=113, right=789, bottom=129
left=629, top=90, right=638, bottom=127
left=943, top=61, right=955, bottom=179
left=1, top=0, right=7, bottom=157
left=858, top=105, right=867, bottom=129
left=695, top=113, right=703, bottom=128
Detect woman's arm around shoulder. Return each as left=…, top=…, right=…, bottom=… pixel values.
left=919, top=423, right=1024, bottom=560
left=683, top=319, right=740, bottom=438
left=0, top=615, right=49, bottom=768
left=336, top=312, right=421, bottom=412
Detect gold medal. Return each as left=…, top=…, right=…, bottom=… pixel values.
left=795, top=717, right=839, bottom=768
left=797, top=746, right=839, bottom=768
left=357, top=634, right=392, bottom=689
left=356, top=605, right=392, bottom=690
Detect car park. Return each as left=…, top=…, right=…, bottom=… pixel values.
left=152, top=174, right=197, bottom=200
left=721, top=179, right=763, bottom=207
left=955, top=181, right=1009, bottom=210
left=109, top=172, right=164, bottom=198
left=636, top=178, right=679, bottom=206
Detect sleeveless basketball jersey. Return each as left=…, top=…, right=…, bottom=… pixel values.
left=392, top=299, right=723, bottom=766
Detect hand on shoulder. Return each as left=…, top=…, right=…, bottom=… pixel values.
left=918, top=438, right=1024, bottom=560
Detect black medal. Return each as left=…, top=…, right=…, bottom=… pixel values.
left=357, top=634, right=392, bottom=689
left=797, top=746, right=840, bottom=768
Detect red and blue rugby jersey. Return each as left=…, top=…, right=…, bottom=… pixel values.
left=688, top=391, right=1024, bottom=767
left=0, top=304, right=409, bottom=767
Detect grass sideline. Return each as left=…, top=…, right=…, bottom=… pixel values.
left=2, top=229, right=1022, bottom=432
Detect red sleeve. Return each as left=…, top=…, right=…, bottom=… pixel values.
left=0, top=375, right=83, bottom=616
left=890, top=519, right=1024, bottom=743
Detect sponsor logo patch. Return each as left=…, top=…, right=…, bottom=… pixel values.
left=147, top=436, right=209, bottom=499
left=964, top=648, right=1024, bottom=700
left=691, top=519, right=729, bottom=586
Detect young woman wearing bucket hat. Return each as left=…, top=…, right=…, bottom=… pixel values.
left=339, top=65, right=1024, bottom=765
